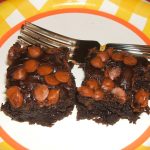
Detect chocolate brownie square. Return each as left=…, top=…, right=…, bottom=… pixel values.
left=1, top=43, right=76, bottom=126
left=77, top=48, right=150, bottom=125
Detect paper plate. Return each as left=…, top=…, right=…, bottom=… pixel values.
left=0, top=9, right=150, bottom=150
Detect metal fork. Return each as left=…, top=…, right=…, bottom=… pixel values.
left=18, top=22, right=150, bottom=62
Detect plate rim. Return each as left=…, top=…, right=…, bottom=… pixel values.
left=0, top=8, right=150, bottom=150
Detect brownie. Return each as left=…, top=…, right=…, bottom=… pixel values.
left=77, top=48, right=150, bottom=125
left=1, top=43, right=76, bottom=126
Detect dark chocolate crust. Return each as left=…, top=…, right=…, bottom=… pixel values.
left=1, top=43, right=76, bottom=126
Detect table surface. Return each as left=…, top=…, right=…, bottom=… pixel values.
left=0, top=0, right=150, bottom=150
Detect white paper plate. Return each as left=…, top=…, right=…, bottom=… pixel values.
left=0, top=9, right=149, bottom=150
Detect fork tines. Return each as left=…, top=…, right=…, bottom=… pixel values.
left=106, top=43, right=150, bottom=60
left=18, top=22, right=76, bottom=51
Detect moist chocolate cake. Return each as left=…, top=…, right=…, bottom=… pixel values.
left=1, top=43, right=76, bottom=126
left=77, top=48, right=150, bottom=125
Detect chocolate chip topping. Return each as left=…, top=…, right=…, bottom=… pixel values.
left=34, top=84, right=49, bottom=102
left=24, top=59, right=39, bottom=73
left=123, top=55, right=137, bottom=66
left=112, top=87, right=127, bottom=103
left=101, top=78, right=115, bottom=91
left=6, top=86, right=23, bottom=108
left=112, top=52, right=124, bottom=61
left=55, top=71, right=70, bottom=83
left=77, top=86, right=94, bottom=97
left=47, top=89, right=60, bottom=105
left=86, top=79, right=99, bottom=90
left=13, top=67, right=27, bottom=80
left=90, top=56, right=104, bottom=68
left=135, top=89, right=149, bottom=107
left=44, top=74, right=60, bottom=86
left=107, top=67, right=121, bottom=80
left=97, top=51, right=109, bottom=62
left=28, top=46, right=41, bottom=58
left=37, top=65, right=53, bottom=76
left=93, top=89, right=104, bottom=101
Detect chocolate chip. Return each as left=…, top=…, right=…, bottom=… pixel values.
left=112, top=52, right=124, bottom=61
left=47, top=89, right=60, bottom=105
left=44, top=74, right=60, bottom=86
left=34, top=84, right=49, bottom=102
left=55, top=71, right=70, bottom=83
left=24, top=59, right=39, bottom=73
left=28, top=46, right=41, bottom=58
left=112, top=87, right=127, bottom=103
left=86, top=79, right=99, bottom=90
left=108, top=67, right=121, bottom=80
left=13, top=67, right=26, bottom=80
left=97, top=51, right=109, bottom=62
left=37, top=65, right=53, bottom=76
left=6, top=86, right=23, bottom=108
left=123, top=55, right=137, bottom=66
left=135, top=89, right=149, bottom=107
left=78, top=86, right=94, bottom=97
left=101, top=78, right=115, bottom=91
left=90, top=56, right=104, bottom=68
left=93, top=89, right=104, bottom=101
